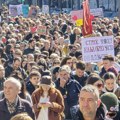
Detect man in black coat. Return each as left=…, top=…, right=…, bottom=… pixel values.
left=55, top=65, right=82, bottom=120
left=0, top=77, right=35, bottom=120
left=74, top=85, right=107, bottom=120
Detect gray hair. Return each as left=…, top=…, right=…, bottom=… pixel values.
left=59, top=65, right=71, bottom=74
left=80, top=85, right=99, bottom=100
left=4, top=77, right=21, bottom=90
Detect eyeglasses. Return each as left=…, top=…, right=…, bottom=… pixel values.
left=95, top=83, right=103, bottom=88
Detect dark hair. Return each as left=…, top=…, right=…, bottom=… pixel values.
left=86, top=73, right=103, bottom=85
left=76, top=60, right=86, bottom=70
left=5, top=44, right=13, bottom=54
left=29, top=70, right=41, bottom=79
left=60, top=56, right=72, bottom=66
left=103, top=72, right=116, bottom=82
left=102, top=55, right=114, bottom=61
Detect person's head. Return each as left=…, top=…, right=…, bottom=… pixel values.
left=27, top=54, right=34, bottom=62
left=14, top=49, right=23, bottom=58
left=103, top=72, right=116, bottom=91
left=79, top=85, right=100, bottom=119
left=102, top=55, right=114, bottom=70
left=13, top=57, right=22, bottom=70
left=40, top=75, right=53, bottom=92
left=52, top=59, right=60, bottom=67
left=10, top=113, right=33, bottom=120
left=29, top=71, right=41, bottom=86
left=52, top=66, right=60, bottom=81
left=75, top=60, right=86, bottom=77
left=60, top=56, right=73, bottom=68
left=86, top=73, right=104, bottom=94
left=101, top=92, right=119, bottom=119
left=44, top=40, right=50, bottom=50
left=29, top=38, right=36, bottom=48
left=59, top=65, right=71, bottom=81
left=4, top=77, right=21, bottom=102
left=0, top=64, right=5, bottom=78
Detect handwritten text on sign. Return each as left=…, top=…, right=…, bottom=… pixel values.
left=81, top=36, right=114, bottom=63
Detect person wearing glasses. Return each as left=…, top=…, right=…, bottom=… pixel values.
left=86, top=73, right=104, bottom=96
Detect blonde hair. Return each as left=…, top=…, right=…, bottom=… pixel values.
left=10, top=113, right=33, bottom=120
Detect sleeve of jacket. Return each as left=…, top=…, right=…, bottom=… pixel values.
left=31, top=92, right=40, bottom=114
left=50, top=89, right=64, bottom=113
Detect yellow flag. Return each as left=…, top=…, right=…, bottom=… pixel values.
left=76, top=19, right=83, bottom=26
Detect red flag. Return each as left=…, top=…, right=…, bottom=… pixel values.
left=82, top=0, right=92, bottom=36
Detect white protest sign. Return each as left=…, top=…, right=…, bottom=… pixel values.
left=90, top=8, right=103, bottom=17
left=9, top=4, right=22, bottom=16
left=81, top=36, right=114, bottom=63
left=42, top=5, right=49, bottom=14
left=9, top=5, right=18, bottom=16
left=17, top=4, right=23, bottom=15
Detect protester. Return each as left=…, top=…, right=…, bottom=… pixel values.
left=99, top=55, right=118, bottom=78
left=0, top=77, right=35, bottom=120
left=75, top=85, right=107, bottom=120
left=0, top=4, right=120, bottom=120
left=32, top=75, right=64, bottom=120
left=86, top=73, right=104, bottom=95
left=26, top=70, right=41, bottom=95
left=55, top=65, right=82, bottom=120
left=101, top=92, right=120, bottom=120
left=103, top=72, right=119, bottom=93
left=73, top=60, right=89, bottom=87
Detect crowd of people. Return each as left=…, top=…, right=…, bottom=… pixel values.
left=0, top=4, right=120, bottom=120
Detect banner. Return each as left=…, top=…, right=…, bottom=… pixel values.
left=9, top=4, right=22, bottom=17
left=22, top=5, right=29, bottom=17
left=37, top=26, right=46, bottom=35
left=42, top=5, right=49, bottom=14
left=28, top=6, right=38, bottom=17
left=9, top=5, right=18, bottom=16
left=76, top=19, right=83, bottom=26
left=81, top=36, right=114, bottom=63
left=82, top=0, right=92, bottom=36
left=90, top=8, right=103, bottom=17
left=71, top=8, right=103, bottom=24
left=71, top=10, right=83, bottom=23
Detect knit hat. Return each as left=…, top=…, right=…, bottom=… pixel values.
left=40, top=75, right=52, bottom=86
left=101, top=92, right=119, bottom=112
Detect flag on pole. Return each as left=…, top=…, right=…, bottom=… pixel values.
left=82, top=0, right=92, bottom=36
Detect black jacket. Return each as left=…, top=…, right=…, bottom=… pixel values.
left=26, top=81, right=36, bottom=95
left=0, top=96, right=35, bottom=120
left=73, top=72, right=89, bottom=87
left=55, top=78, right=82, bottom=119
left=74, top=103, right=107, bottom=120
left=0, top=77, right=6, bottom=91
